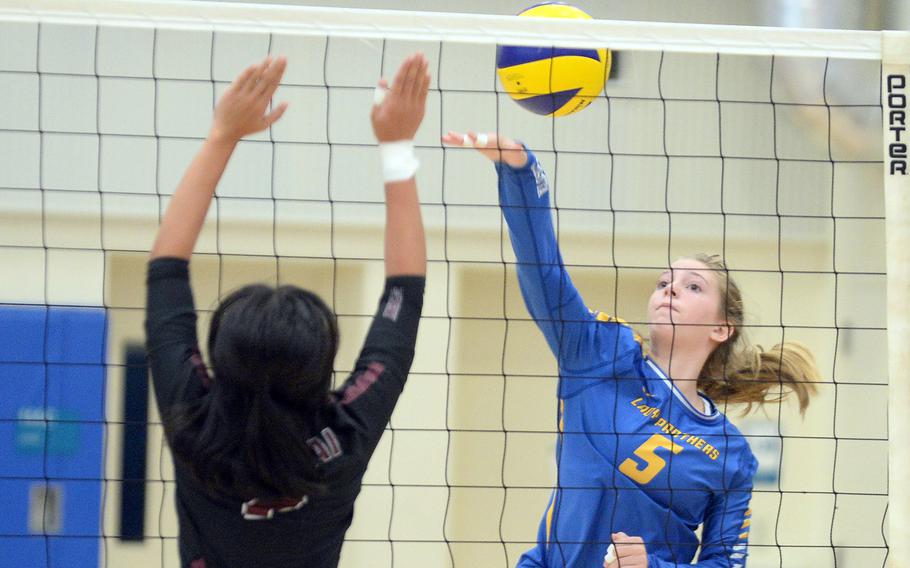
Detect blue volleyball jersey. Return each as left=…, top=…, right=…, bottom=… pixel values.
left=496, top=152, right=759, bottom=568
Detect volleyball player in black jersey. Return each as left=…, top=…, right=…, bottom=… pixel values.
left=145, top=53, right=430, bottom=568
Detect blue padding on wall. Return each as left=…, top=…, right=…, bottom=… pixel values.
left=0, top=306, right=46, bottom=363
left=0, top=537, right=47, bottom=568
left=0, top=306, right=107, bottom=364
left=48, top=536, right=102, bottom=568
left=47, top=363, right=105, bottom=422
left=0, top=306, right=106, bottom=568
left=0, top=536, right=102, bottom=568
left=0, top=364, right=105, bottom=478
left=0, top=479, right=34, bottom=534
left=46, top=308, right=107, bottom=365
left=56, top=479, right=103, bottom=536
left=0, top=363, right=43, bottom=420
left=0, top=479, right=101, bottom=538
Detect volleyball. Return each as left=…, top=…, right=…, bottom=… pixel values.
left=496, top=2, right=611, bottom=117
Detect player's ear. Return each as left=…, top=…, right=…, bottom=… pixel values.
left=711, top=322, right=733, bottom=343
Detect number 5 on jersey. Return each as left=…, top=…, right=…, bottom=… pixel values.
left=619, top=433, right=683, bottom=485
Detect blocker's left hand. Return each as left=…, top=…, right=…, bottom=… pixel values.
left=604, top=532, right=648, bottom=568
left=210, top=55, right=288, bottom=143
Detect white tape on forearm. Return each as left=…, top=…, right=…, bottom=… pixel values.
left=379, top=140, right=419, bottom=182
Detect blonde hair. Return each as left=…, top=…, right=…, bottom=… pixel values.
left=692, top=254, right=819, bottom=415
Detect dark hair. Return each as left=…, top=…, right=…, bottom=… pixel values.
left=167, top=284, right=339, bottom=498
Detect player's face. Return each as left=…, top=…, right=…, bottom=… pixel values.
left=648, top=259, right=728, bottom=345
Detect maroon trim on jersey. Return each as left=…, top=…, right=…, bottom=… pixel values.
left=190, top=347, right=211, bottom=389
left=382, top=286, right=404, bottom=321
left=241, top=496, right=309, bottom=520
left=340, top=362, right=385, bottom=405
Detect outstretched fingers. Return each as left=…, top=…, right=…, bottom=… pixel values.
left=407, top=56, right=428, bottom=101
left=442, top=130, right=496, bottom=149
left=440, top=131, right=462, bottom=146
left=440, top=130, right=527, bottom=167
left=418, top=60, right=430, bottom=103
left=390, top=54, right=416, bottom=97
left=244, top=57, right=271, bottom=94
left=263, top=101, right=289, bottom=128
left=443, top=130, right=476, bottom=147
left=254, top=56, right=287, bottom=100
left=233, top=63, right=259, bottom=93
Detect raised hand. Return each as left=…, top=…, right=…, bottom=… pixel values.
left=371, top=53, right=430, bottom=142
left=151, top=56, right=288, bottom=260
left=441, top=130, right=528, bottom=168
left=211, top=56, right=289, bottom=143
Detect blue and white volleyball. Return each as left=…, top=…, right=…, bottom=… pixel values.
left=496, top=3, right=611, bottom=117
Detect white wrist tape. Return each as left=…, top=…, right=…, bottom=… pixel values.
left=379, top=140, right=419, bottom=183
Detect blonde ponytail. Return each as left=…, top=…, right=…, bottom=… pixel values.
left=700, top=340, right=819, bottom=415
left=690, top=254, right=820, bottom=414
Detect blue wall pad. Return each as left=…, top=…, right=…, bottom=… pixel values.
left=0, top=305, right=107, bottom=568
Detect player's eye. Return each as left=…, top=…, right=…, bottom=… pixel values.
left=657, top=280, right=669, bottom=289
left=688, top=283, right=701, bottom=292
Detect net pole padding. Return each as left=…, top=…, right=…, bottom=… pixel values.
left=0, top=0, right=883, bottom=60
left=883, top=30, right=910, bottom=568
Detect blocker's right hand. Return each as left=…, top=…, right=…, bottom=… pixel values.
left=441, top=131, right=529, bottom=168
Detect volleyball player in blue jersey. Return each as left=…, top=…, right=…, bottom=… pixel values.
left=442, top=132, right=819, bottom=568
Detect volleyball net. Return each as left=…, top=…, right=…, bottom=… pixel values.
left=0, top=1, right=907, bottom=566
